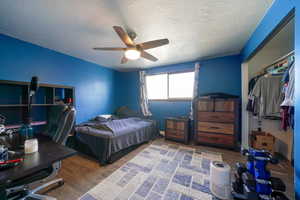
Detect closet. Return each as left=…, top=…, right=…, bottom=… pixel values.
left=242, top=17, right=295, bottom=161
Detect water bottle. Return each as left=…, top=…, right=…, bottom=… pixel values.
left=0, top=145, right=8, bottom=162
left=20, top=124, right=34, bottom=141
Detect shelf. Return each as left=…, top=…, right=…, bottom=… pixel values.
left=0, top=79, right=75, bottom=107
left=0, top=79, right=75, bottom=134
left=0, top=104, right=66, bottom=107
left=5, top=121, right=47, bottom=129
left=0, top=104, right=26, bottom=107
left=32, top=104, right=56, bottom=106
left=0, top=79, right=74, bottom=89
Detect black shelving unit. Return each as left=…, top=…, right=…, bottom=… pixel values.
left=0, top=79, right=75, bottom=130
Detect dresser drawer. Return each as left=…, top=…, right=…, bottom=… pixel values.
left=197, top=122, right=234, bottom=135
left=176, top=122, right=185, bottom=131
left=166, top=120, right=175, bottom=129
left=197, top=101, right=214, bottom=112
left=165, top=129, right=185, bottom=139
left=166, top=120, right=186, bottom=130
left=165, top=117, right=189, bottom=144
left=198, top=112, right=234, bottom=123
left=197, top=132, right=234, bottom=146
left=214, top=99, right=235, bottom=112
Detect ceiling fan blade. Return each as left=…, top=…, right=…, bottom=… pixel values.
left=113, top=26, right=134, bottom=47
left=93, top=47, right=126, bottom=51
left=138, top=39, right=169, bottom=50
left=141, top=51, right=158, bottom=62
left=121, top=56, right=128, bottom=64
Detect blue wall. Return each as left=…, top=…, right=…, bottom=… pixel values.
left=114, top=71, right=140, bottom=110
left=0, top=34, right=116, bottom=123
left=241, top=0, right=294, bottom=61
left=294, top=0, right=300, bottom=198
left=241, top=0, right=300, bottom=196
left=116, top=55, right=241, bottom=129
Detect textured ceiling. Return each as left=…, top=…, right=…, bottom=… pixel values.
left=0, top=0, right=274, bottom=71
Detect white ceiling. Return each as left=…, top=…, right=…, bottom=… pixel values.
left=0, top=0, right=274, bottom=71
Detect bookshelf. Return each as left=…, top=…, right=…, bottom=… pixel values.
left=0, top=79, right=75, bottom=131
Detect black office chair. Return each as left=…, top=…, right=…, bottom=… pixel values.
left=6, top=105, right=76, bottom=200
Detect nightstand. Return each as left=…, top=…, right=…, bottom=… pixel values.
left=165, top=117, right=189, bottom=144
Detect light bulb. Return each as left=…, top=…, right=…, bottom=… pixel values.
left=124, top=49, right=141, bottom=60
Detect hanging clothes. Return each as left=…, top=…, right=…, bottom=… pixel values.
left=247, top=53, right=294, bottom=133
left=280, top=106, right=290, bottom=131
left=289, top=106, right=294, bottom=129
left=281, top=62, right=295, bottom=107
left=250, top=75, right=284, bottom=118
left=248, top=76, right=261, bottom=95
left=247, top=74, right=262, bottom=114
left=279, top=61, right=295, bottom=130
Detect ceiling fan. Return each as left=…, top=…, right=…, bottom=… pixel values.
left=93, top=26, right=169, bottom=64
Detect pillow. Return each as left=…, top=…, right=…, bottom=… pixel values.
left=115, top=106, right=142, bottom=118
left=94, top=114, right=112, bottom=122
left=99, top=114, right=112, bottom=119
left=93, top=116, right=108, bottom=122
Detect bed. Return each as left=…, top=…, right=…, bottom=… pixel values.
left=69, top=111, right=159, bottom=164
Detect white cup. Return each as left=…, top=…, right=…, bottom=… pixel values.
left=24, top=139, right=38, bottom=154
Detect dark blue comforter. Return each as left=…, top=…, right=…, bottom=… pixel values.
left=74, top=117, right=159, bottom=164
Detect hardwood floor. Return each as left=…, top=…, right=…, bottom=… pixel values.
left=45, top=138, right=295, bottom=200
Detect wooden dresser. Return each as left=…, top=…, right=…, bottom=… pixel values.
left=194, top=97, right=240, bottom=149
left=165, top=117, right=189, bottom=144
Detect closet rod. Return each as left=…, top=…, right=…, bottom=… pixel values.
left=264, top=50, right=294, bottom=70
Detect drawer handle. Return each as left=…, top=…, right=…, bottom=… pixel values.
left=209, top=126, right=220, bottom=129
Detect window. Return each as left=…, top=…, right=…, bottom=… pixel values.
left=146, top=74, right=168, bottom=100
left=146, top=71, right=195, bottom=100
left=169, top=72, right=195, bottom=98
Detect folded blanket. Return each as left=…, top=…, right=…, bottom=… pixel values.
left=76, top=117, right=153, bottom=137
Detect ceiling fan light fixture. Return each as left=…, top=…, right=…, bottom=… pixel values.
left=93, top=26, right=169, bottom=64
left=124, top=49, right=141, bottom=60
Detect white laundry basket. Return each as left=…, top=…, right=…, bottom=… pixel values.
left=210, top=161, right=231, bottom=200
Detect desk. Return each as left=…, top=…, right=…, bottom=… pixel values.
left=0, top=136, right=76, bottom=197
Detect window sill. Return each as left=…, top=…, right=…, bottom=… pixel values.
left=149, top=99, right=192, bottom=102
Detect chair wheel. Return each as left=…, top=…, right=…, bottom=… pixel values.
left=270, top=177, right=286, bottom=192
left=271, top=191, right=289, bottom=200
left=58, top=180, right=64, bottom=186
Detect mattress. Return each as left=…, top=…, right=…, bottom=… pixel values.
left=73, top=117, right=159, bottom=164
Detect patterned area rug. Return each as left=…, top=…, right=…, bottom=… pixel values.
left=80, top=144, right=222, bottom=200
